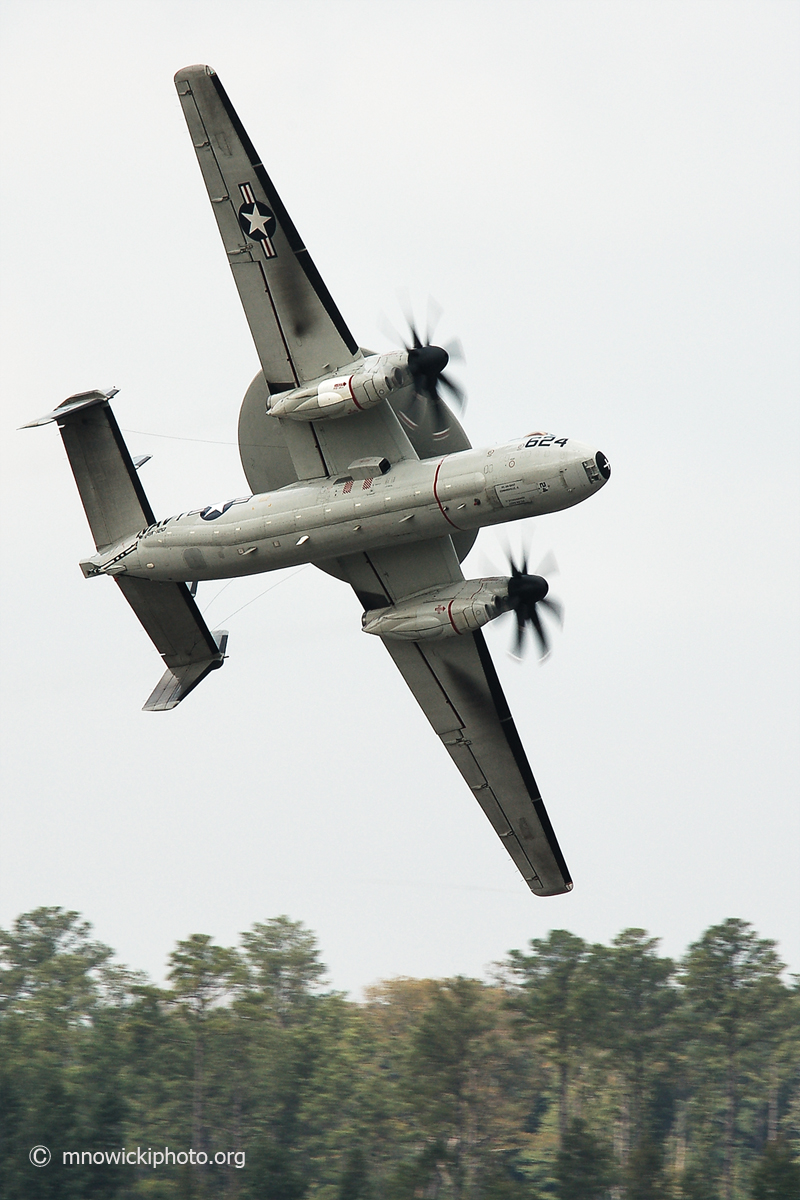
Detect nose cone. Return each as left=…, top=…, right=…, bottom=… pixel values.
left=571, top=445, right=611, bottom=489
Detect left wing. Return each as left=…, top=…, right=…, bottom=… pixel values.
left=176, top=65, right=426, bottom=490
left=331, top=539, right=572, bottom=896
left=174, top=65, right=358, bottom=391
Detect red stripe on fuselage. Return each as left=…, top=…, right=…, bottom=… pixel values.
left=433, top=460, right=460, bottom=529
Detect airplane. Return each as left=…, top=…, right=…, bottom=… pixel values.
left=25, top=65, right=610, bottom=897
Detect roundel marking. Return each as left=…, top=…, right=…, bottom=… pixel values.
left=200, top=501, right=235, bottom=521
left=238, top=201, right=277, bottom=242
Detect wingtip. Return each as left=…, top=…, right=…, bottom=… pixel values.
left=174, top=64, right=216, bottom=85
left=531, top=880, right=574, bottom=898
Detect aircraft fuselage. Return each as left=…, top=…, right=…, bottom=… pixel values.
left=80, top=435, right=610, bottom=584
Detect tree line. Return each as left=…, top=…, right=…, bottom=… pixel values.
left=0, top=908, right=798, bottom=1199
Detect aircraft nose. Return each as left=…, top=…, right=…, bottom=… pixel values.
left=596, top=451, right=611, bottom=480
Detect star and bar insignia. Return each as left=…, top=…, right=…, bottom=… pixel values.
left=237, top=184, right=277, bottom=258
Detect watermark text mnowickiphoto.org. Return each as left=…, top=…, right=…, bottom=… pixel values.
left=57, top=1147, right=245, bottom=1169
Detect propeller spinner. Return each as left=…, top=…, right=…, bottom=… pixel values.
left=387, top=304, right=465, bottom=437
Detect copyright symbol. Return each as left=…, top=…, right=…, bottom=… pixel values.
left=29, top=1145, right=51, bottom=1167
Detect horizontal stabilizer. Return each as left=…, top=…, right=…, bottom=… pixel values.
left=21, top=387, right=119, bottom=428
left=115, top=578, right=228, bottom=711
left=24, top=389, right=154, bottom=551
left=143, top=633, right=228, bottom=711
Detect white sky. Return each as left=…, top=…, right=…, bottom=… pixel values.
left=1, top=0, right=798, bottom=994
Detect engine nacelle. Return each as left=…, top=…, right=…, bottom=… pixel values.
left=362, top=579, right=509, bottom=641
left=268, top=352, right=410, bottom=421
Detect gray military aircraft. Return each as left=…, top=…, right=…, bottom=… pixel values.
left=26, top=66, right=610, bottom=897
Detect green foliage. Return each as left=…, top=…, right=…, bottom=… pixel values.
left=624, top=1135, right=671, bottom=1199
left=680, top=1160, right=721, bottom=1200
left=336, top=1147, right=370, bottom=1199
left=0, top=909, right=134, bottom=1199
left=507, top=929, right=590, bottom=1045
left=0, top=906, right=113, bottom=1022
left=238, top=915, right=327, bottom=1025
left=553, top=1117, right=614, bottom=1198
left=0, top=910, right=798, bottom=1200
left=507, top=929, right=591, bottom=1151
left=749, top=1138, right=800, bottom=1199
left=680, top=920, right=789, bottom=1200
left=167, top=933, right=239, bottom=1016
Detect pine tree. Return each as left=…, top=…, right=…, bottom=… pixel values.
left=749, top=1137, right=800, bottom=1199
left=238, top=915, right=327, bottom=1026
left=506, top=930, right=592, bottom=1151
left=0, top=908, right=125, bottom=1199
left=167, top=932, right=239, bottom=1191
left=588, top=930, right=676, bottom=1184
left=553, top=1117, right=614, bottom=1199
left=680, top=919, right=787, bottom=1200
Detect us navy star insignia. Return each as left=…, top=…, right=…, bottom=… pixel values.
left=237, top=183, right=277, bottom=259
left=238, top=200, right=276, bottom=241
left=200, top=500, right=233, bottom=521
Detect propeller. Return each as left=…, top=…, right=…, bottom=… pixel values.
left=383, top=300, right=466, bottom=437
left=503, top=548, right=564, bottom=660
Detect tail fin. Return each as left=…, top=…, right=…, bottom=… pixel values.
left=24, top=389, right=228, bottom=709
left=23, top=388, right=154, bottom=549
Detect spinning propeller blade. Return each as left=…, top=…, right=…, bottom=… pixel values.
left=383, top=300, right=466, bottom=435
left=502, top=546, right=563, bottom=660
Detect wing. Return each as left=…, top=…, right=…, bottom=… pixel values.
left=385, top=632, right=572, bottom=896
left=176, top=65, right=427, bottom=490
left=174, top=65, right=358, bottom=390
left=331, top=539, right=572, bottom=895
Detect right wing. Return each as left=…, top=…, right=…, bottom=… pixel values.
left=384, top=631, right=572, bottom=896
left=332, top=539, right=573, bottom=896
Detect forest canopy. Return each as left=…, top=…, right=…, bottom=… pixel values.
left=1, top=909, right=798, bottom=1199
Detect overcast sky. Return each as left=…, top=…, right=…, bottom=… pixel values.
left=1, top=0, right=798, bottom=994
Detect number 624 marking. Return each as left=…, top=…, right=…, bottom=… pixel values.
left=525, top=436, right=568, bottom=448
